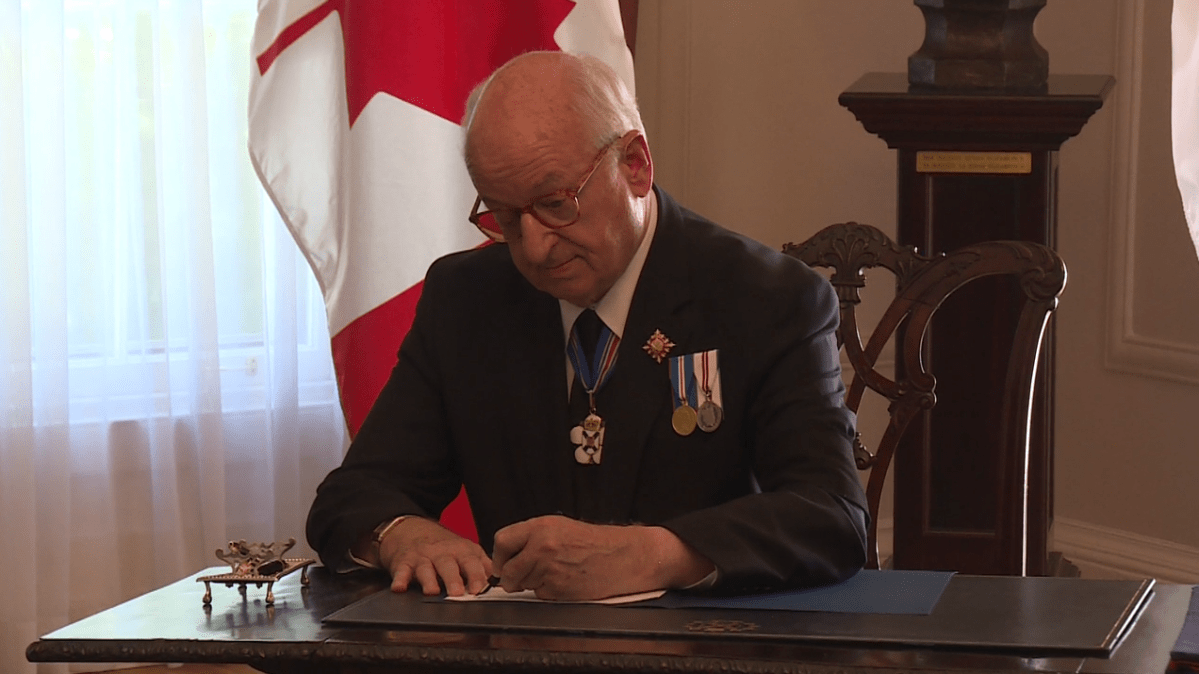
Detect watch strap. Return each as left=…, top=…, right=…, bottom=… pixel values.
left=372, top=515, right=414, bottom=545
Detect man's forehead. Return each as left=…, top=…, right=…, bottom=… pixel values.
left=468, top=97, right=576, bottom=151
left=472, top=152, right=573, bottom=207
left=468, top=122, right=591, bottom=199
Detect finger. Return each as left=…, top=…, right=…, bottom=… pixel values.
left=390, top=563, right=413, bottom=593
left=433, top=555, right=467, bottom=597
left=460, top=554, right=491, bottom=595
left=500, top=548, right=541, bottom=593
left=413, top=561, right=443, bottom=596
left=491, top=522, right=531, bottom=572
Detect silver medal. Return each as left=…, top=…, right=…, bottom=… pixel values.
left=697, top=400, right=723, bottom=432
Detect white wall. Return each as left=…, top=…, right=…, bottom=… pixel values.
left=634, top=0, right=1199, bottom=581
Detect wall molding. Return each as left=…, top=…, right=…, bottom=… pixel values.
left=874, top=516, right=1199, bottom=582
left=1104, top=0, right=1199, bottom=385
left=1054, top=517, right=1199, bottom=583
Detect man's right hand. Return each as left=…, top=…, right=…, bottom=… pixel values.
left=377, top=517, right=493, bottom=596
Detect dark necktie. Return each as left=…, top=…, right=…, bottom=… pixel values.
left=569, top=309, right=607, bottom=519
left=569, top=309, right=603, bottom=418
left=574, top=309, right=603, bottom=369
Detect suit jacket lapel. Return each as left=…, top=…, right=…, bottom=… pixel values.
left=590, top=189, right=700, bottom=522
left=500, top=284, right=576, bottom=517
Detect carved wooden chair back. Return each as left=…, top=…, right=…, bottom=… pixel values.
left=782, top=223, right=1067, bottom=569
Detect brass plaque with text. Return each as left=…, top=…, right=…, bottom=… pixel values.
left=916, top=151, right=1032, bottom=174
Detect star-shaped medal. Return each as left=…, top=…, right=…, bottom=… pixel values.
left=642, top=329, right=675, bottom=363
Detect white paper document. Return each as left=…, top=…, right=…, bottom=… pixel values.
left=445, top=587, right=665, bottom=605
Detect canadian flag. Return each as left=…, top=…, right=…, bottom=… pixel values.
left=248, top=0, right=636, bottom=539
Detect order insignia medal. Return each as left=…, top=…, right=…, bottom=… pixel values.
left=566, top=314, right=620, bottom=465
left=571, top=412, right=605, bottom=464
left=643, top=329, right=675, bottom=363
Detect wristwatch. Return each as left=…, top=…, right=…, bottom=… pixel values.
left=372, top=515, right=413, bottom=548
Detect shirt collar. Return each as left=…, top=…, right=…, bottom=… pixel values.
left=559, top=189, right=658, bottom=343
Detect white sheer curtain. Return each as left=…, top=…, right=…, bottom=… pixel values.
left=0, top=2, right=349, bottom=672
left=1175, top=0, right=1199, bottom=258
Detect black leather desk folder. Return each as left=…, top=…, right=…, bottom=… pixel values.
left=1170, top=586, right=1199, bottom=672
left=324, top=574, right=1154, bottom=658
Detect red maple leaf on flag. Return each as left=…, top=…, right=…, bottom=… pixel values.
left=253, top=0, right=580, bottom=437
left=252, top=0, right=592, bottom=542
left=256, top=0, right=577, bottom=126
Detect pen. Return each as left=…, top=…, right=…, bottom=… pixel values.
left=477, top=575, right=501, bottom=596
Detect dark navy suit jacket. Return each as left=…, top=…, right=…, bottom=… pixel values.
left=307, top=187, right=868, bottom=592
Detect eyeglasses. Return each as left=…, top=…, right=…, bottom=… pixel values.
left=468, top=133, right=632, bottom=243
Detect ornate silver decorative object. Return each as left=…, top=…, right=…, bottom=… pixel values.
left=198, top=538, right=314, bottom=606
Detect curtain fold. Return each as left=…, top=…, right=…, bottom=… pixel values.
left=0, top=2, right=348, bottom=672
left=1175, top=0, right=1199, bottom=258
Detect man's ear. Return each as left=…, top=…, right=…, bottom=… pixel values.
left=619, top=132, right=653, bottom=198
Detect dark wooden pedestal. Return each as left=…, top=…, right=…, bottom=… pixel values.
left=839, top=73, right=1113, bottom=576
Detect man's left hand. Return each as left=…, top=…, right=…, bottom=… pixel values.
left=490, top=515, right=714, bottom=600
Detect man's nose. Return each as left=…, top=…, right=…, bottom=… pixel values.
left=516, top=211, right=556, bottom=262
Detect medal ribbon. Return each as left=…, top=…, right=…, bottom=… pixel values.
left=669, top=355, right=698, bottom=410
left=699, top=350, right=715, bottom=401
left=566, top=322, right=620, bottom=404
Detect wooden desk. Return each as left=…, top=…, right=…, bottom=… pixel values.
left=27, top=567, right=1187, bottom=674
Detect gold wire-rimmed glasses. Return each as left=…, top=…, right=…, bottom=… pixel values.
left=468, top=131, right=637, bottom=243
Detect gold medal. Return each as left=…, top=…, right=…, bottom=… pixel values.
left=672, top=404, right=697, bottom=436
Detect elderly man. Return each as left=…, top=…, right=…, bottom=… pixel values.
left=306, top=51, right=868, bottom=600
